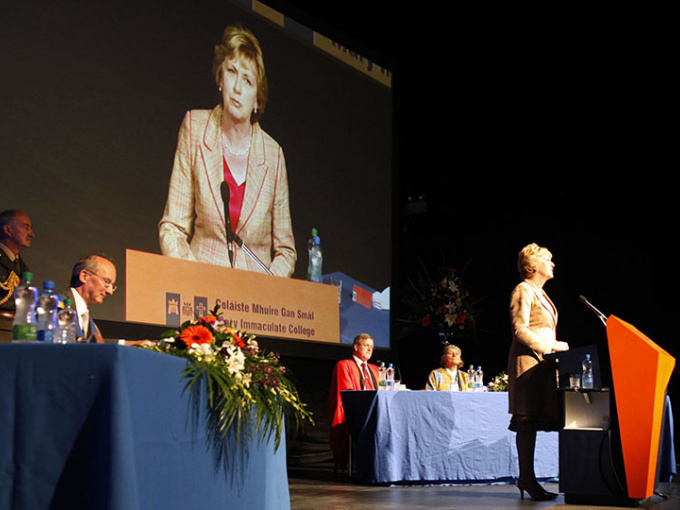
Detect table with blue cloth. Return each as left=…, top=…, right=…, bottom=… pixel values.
left=341, top=390, right=558, bottom=485
left=0, top=343, right=290, bottom=510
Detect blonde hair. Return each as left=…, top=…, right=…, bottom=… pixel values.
left=440, top=344, right=464, bottom=369
left=517, top=243, right=552, bottom=279
left=212, top=24, right=268, bottom=124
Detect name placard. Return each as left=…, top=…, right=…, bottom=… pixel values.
left=125, top=250, right=340, bottom=343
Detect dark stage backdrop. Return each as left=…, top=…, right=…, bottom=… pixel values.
left=1, top=1, right=393, bottom=338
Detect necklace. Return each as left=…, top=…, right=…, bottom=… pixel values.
left=222, top=132, right=250, bottom=157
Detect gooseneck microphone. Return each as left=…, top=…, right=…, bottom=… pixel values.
left=220, top=181, right=234, bottom=267
left=578, top=295, right=608, bottom=326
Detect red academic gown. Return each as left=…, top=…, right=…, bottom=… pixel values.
left=327, top=358, right=380, bottom=467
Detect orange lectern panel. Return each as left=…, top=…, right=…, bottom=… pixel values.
left=607, top=315, right=675, bottom=499
left=125, top=249, right=340, bottom=343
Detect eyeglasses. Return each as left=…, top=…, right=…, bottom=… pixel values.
left=86, top=270, right=117, bottom=292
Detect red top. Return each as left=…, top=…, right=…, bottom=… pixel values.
left=223, top=158, right=245, bottom=232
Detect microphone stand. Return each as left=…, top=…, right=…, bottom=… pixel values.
left=230, top=230, right=274, bottom=276
left=578, top=295, right=608, bottom=327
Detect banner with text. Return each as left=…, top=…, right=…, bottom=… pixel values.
left=125, top=250, right=340, bottom=343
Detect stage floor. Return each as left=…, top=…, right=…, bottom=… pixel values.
left=288, top=460, right=679, bottom=510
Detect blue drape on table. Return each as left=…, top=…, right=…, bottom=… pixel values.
left=0, top=344, right=290, bottom=510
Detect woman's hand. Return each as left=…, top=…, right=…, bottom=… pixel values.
left=552, top=341, right=569, bottom=352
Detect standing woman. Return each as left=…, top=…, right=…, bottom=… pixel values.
left=507, top=243, right=569, bottom=500
left=159, top=24, right=297, bottom=277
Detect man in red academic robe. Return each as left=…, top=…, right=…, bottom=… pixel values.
left=328, top=333, right=380, bottom=469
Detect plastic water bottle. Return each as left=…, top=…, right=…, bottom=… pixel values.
left=12, top=272, right=38, bottom=341
left=582, top=354, right=594, bottom=389
left=474, top=366, right=484, bottom=392
left=56, top=298, right=77, bottom=344
left=386, top=363, right=395, bottom=390
left=36, top=280, right=59, bottom=342
left=467, top=365, right=475, bottom=391
left=307, top=227, right=318, bottom=253
left=307, top=235, right=323, bottom=283
left=378, top=362, right=387, bottom=390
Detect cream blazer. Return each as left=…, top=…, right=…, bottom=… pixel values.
left=159, top=105, right=296, bottom=277
left=507, top=280, right=558, bottom=415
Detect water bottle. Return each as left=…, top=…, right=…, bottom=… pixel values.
left=12, top=272, right=38, bottom=341
left=307, top=235, right=323, bottom=283
left=307, top=227, right=318, bottom=253
left=36, top=280, right=59, bottom=342
left=582, top=354, right=594, bottom=389
left=474, top=366, right=484, bottom=392
left=56, top=298, right=77, bottom=344
left=386, top=363, right=395, bottom=390
left=378, top=362, right=387, bottom=390
left=467, top=365, right=475, bottom=391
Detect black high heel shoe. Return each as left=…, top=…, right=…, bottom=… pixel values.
left=516, top=481, right=558, bottom=501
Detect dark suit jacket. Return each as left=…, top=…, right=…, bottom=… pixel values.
left=62, top=288, right=104, bottom=343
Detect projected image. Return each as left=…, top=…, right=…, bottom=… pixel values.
left=2, top=1, right=392, bottom=347
left=159, top=24, right=297, bottom=277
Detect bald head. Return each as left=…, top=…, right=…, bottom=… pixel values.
left=70, top=254, right=117, bottom=307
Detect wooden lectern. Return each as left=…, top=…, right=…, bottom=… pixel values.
left=553, top=315, right=675, bottom=506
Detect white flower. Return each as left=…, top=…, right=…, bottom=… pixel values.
left=223, top=345, right=246, bottom=375
left=188, top=343, right=216, bottom=361
left=213, top=320, right=229, bottom=333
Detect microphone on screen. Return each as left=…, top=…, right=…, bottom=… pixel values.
left=220, top=181, right=234, bottom=268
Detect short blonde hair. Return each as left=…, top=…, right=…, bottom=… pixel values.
left=440, top=344, right=464, bottom=369
left=517, top=243, right=552, bottom=279
left=212, top=24, right=268, bottom=124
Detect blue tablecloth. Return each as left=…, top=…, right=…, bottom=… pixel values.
left=0, top=344, right=290, bottom=510
left=341, top=390, right=558, bottom=485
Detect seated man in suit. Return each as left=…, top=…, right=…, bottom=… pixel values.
left=0, top=209, right=35, bottom=342
left=327, top=333, right=380, bottom=470
left=64, top=253, right=117, bottom=343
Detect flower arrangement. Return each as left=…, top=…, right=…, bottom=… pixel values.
left=148, top=306, right=313, bottom=468
left=401, top=259, right=478, bottom=343
left=487, top=372, right=509, bottom=392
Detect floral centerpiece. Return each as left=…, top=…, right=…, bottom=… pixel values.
left=487, top=371, right=509, bottom=392
left=146, top=306, right=313, bottom=468
left=400, top=259, right=479, bottom=344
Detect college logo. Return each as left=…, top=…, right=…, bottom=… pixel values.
left=166, top=293, right=181, bottom=326
left=194, top=296, right=208, bottom=318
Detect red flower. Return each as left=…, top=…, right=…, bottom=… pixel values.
left=421, top=315, right=431, bottom=326
left=233, top=333, right=246, bottom=348
left=200, top=315, right=218, bottom=324
left=180, top=325, right=213, bottom=347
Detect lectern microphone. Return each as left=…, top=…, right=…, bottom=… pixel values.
left=220, top=181, right=234, bottom=268
left=578, top=295, right=608, bottom=326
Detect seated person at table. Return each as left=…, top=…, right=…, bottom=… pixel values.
left=425, top=344, right=469, bottom=391
left=327, top=333, right=379, bottom=469
left=63, top=253, right=117, bottom=343
left=0, top=209, right=35, bottom=342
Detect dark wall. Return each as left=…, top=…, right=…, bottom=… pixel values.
left=274, top=0, right=679, bottom=442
